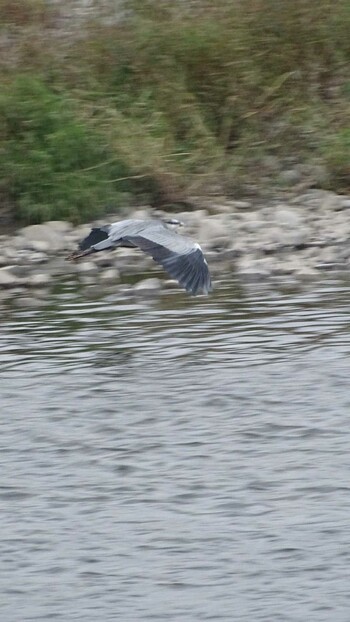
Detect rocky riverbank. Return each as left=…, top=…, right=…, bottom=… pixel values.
left=1, top=189, right=350, bottom=304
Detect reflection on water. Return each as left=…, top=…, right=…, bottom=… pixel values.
left=1, top=277, right=350, bottom=621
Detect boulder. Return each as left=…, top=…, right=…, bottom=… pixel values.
left=45, top=220, right=72, bottom=233
left=0, top=268, right=19, bottom=288
left=278, top=228, right=310, bottom=247
left=27, top=252, right=49, bottom=264
left=27, top=273, right=51, bottom=288
left=198, top=217, right=232, bottom=249
left=100, top=268, right=120, bottom=283
left=134, top=277, right=161, bottom=294
left=75, top=261, right=98, bottom=275
left=235, top=257, right=271, bottom=280
left=294, top=266, right=319, bottom=280
left=19, top=224, right=67, bottom=252
left=5, top=265, right=31, bottom=278
left=0, top=256, right=9, bottom=267
left=12, top=296, right=47, bottom=308
left=273, top=206, right=303, bottom=228
left=278, top=168, right=302, bottom=186
left=340, top=198, right=350, bottom=210
left=27, top=240, right=51, bottom=253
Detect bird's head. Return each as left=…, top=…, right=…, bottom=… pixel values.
left=163, top=218, right=184, bottom=230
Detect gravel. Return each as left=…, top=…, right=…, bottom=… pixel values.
left=1, top=189, right=350, bottom=302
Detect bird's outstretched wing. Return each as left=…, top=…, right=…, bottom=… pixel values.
left=123, top=227, right=212, bottom=295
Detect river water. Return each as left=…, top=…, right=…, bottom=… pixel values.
left=1, top=275, right=350, bottom=622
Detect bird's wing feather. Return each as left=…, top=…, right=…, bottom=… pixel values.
left=108, top=219, right=146, bottom=242
left=78, top=226, right=110, bottom=251
left=123, top=227, right=212, bottom=295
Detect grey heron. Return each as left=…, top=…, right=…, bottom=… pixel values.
left=68, top=218, right=212, bottom=295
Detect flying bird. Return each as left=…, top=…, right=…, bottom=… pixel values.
left=68, top=218, right=212, bottom=295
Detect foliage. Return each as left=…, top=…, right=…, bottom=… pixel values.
left=0, top=77, right=133, bottom=222
left=0, top=0, right=349, bottom=222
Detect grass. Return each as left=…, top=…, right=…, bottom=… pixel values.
left=0, top=0, right=349, bottom=222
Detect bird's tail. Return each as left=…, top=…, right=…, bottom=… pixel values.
left=78, top=227, right=110, bottom=251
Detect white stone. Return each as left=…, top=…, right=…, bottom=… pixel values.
left=320, top=192, right=342, bottom=211
left=79, top=276, right=95, bottom=285
left=75, top=261, right=98, bottom=275
left=279, top=169, right=301, bottom=186
left=241, top=219, right=266, bottom=233
left=134, top=277, right=161, bottom=293
left=261, top=226, right=285, bottom=246
left=294, top=266, right=319, bottom=280
left=69, top=225, right=91, bottom=242
left=19, top=224, right=67, bottom=252
left=5, top=265, right=30, bottom=277
left=236, top=257, right=271, bottom=279
left=45, top=220, right=72, bottom=233
left=100, top=268, right=120, bottom=282
left=114, top=248, right=136, bottom=258
left=279, top=229, right=310, bottom=247
left=91, top=253, right=115, bottom=267
left=27, top=273, right=50, bottom=287
left=340, top=198, right=350, bottom=210
left=271, top=261, right=295, bottom=276
left=130, top=208, right=152, bottom=220
left=13, top=296, right=47, bottom=308
left=231, top=200, right=252, bottom=210
left=318, top=247, right=341, bottom=264
left=29, top=240, right=50, bottom=253
left=163, top=279, right=178, bottom=289
left=0, top=268, right=19, bottom=287
left=198, top=218, right=232, bottom=249
left=274, top=207, right=303, bottom=228
left=27, top=252, right=49, bottom=264
left=11, top=236, right=27, bottom=250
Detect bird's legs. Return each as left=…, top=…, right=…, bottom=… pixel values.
left=67, top=236, right=115, bottom=261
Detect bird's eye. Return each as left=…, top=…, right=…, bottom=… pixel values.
left=166, top=219, right=184, bottom=226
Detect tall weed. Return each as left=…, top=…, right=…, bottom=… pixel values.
left=0, top=0, right=349, bottom=223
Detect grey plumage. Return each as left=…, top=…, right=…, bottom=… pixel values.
left=70, top=219, right=212, bottom=296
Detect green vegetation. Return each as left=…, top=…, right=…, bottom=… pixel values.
left=0, top=0, right=349, bottom=222
left=0, top=77, right=134, bottom=222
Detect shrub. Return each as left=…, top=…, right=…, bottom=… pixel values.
left=0, top=0, right=349, bottom=222
left=0, top=76, right=133, bottom=222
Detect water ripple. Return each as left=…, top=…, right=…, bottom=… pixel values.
left=1, top=277, right=350, bottom=621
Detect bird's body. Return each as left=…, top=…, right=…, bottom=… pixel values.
left=69, top=218, right=212, bottom=295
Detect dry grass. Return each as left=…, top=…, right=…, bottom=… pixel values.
left=0, top=0, right=349, bottom=221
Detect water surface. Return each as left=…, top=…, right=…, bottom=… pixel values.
left=1, top=277, right=350, bottom=622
